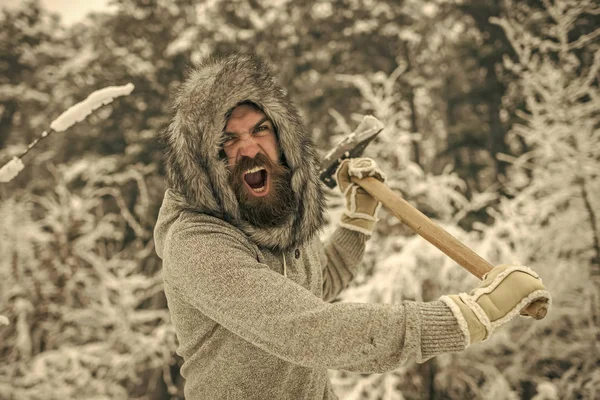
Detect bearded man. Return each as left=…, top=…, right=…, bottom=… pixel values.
left=154, top=53, right=550, bottom=399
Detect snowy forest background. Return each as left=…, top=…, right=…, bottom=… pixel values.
left=1, top=0, right=598, bottom=399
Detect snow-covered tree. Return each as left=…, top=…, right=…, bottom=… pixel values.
left=0, top=160, right=178, bottom=400
left=328, top=0, right=599, bottom=398
left=442, top=0, right=600, bottom=398
left=490, top=0, right=599, bottom=301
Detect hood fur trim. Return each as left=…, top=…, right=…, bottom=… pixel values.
left=162, top=53, right=326, bottom=252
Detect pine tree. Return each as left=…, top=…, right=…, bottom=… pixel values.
left=475, top=0, right=600, bottom=397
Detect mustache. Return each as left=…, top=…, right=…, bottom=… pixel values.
left=234, top=154, right=271, bottom=174
left=230, top=153, right=285, bottom=183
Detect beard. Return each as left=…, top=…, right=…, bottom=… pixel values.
left=228, top=152, right=296, bottom=229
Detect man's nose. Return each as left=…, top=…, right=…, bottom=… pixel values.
left=238, top=136, right=260, bottom=159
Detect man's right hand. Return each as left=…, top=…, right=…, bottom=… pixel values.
left=334, top=157, right=387, bottom=236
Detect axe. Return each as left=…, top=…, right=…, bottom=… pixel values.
left=319, top=116, right=548, bottom=320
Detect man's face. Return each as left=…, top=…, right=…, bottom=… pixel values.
left=223, top=104, right=296, bottom=228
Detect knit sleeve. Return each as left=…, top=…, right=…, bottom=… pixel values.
left=319, top=227, right=369, bottom=302
left=162, top=219, right=466, bottom=372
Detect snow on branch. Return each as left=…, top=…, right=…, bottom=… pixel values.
left=50, top=83, right=134, bottom=132
left=0, top=83, right=135, bottom=183
left=0, top=157, right=25, bottom=184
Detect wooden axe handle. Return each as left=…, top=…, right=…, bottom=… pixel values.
left=350, top=176, right=548, bottom=320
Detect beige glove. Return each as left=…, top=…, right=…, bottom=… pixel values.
left=440, top=263, right=551, bottom=347
left=335, top=157, right=387, bottom=236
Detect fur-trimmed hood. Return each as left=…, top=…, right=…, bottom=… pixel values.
left=160, top=53, right=327, bottom=253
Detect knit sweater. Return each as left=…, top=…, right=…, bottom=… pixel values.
left=157, top=53, right=466, bottom=399
left=154, top=189, right=466, bottom=399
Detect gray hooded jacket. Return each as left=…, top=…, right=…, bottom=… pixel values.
left=154, top=54, right=466, bottom=400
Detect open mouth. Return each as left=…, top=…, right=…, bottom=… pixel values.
left=243, top=166, right=270, bottom=196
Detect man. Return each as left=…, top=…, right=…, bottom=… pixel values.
left=154, top=53, right=550, bottom=399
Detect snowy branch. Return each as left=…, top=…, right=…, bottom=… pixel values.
left=0, top=83, right=135, bottom=184
left=0, top=157, right=25, bottom=183
left=49, top=83, right=134, bottom=132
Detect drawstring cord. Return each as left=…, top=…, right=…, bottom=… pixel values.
left=282, top=253, right=287, bottom=278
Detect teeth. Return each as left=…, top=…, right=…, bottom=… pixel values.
left=243, top=166, right=267, bottom=194
left=244, top=166, right=266, bottom=175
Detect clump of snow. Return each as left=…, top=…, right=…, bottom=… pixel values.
left=0, top=315, right=9, bottom=326
left=0, top=157, right=25, bottom=183
left=50, top=83, right=135, bottom=132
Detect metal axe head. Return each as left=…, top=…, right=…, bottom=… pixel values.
left=318, top=115, right=384, bottom=189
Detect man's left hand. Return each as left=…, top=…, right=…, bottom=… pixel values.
left=334, top=157, right=387, bottom=236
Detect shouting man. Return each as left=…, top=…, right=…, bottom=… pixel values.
left=154, top=54, right=550, bottom=399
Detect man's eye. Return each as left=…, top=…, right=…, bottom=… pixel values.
left=254, top=125, right=269, bottom=134
left=223, top=136, right=236, bottom=146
